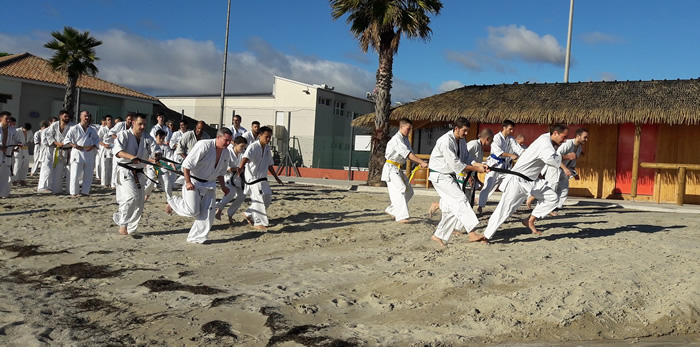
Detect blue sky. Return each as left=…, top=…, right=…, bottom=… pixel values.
left=3, top=1, right=700, bottom=103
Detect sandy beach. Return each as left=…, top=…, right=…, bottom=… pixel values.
left=1, top=177, right=699, bottom=346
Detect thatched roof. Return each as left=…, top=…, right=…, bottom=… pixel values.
left=352, top=79, right=700, bottom=128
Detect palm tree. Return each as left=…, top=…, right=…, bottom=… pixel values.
left=44, top=26, right=102, bottom=117
left=331, top=0, right=442, bottom=186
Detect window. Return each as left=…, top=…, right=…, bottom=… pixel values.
left=318, top=97, right=330, bottom=106
left=334, top=101, right=345, bottom=116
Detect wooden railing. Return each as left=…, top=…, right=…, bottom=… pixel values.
left=634, top=162, right=700, bottom=206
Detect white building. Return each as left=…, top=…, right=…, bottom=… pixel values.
left=158, top=76, right=374, bottom=169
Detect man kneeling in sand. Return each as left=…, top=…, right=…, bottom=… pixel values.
left=166, top=128, right=233, bottom=244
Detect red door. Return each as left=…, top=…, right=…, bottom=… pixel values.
left=614, top=123, right=658, bottom=195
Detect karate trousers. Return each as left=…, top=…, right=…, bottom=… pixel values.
left=383, top=169, right=413, bottom=221
left=69, top=161, right=94, bottom=195
left=429, top=172, right=480, bottom=242
left=110, top=156, right=119, bottom=188
left=12, top=153, right=29, bottom=182
left=113, top=167, right=146, bottom=234
left=144, top=168, right=173, bottom=198
left=95, top=148, right=102, bottom=180
left=478, top=170, right=505, bottom=208
left=216, top=181, right=245, bottom=218
left=555, top=171, right=570, bottom=209
left=44, top=159, right=69, bottom=194
left=100, top=155, right=113, bottom=187
left=244, top=182, right=272, bottom=227
left=0, top=161, right=11, bottom=198
left=168, top=185, right=217, bottom=244
left=31, top=150, right=42, bottom=175
left=484, top=176, right=558, bottom=240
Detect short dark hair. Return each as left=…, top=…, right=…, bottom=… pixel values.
left=58, top=110, right=69, bottom=116
left=252, top=121, right=260, bottom=127
left=156, top=112, right=165, bottom=117
left=40, top=120, right=50, bottom=128
left=102, top=115, right=111, bottom=121
left=8, top=117, right=16, bottom=123
left=133, top=113, right=147, bottom=121
left=259, top=126, right=272, bottom=135
left=233, top=136, right=248, bottom=145
left=23, top=123, right=32, bottom=130
left=575, top=128, right=589, bottom=137
left=399, top=118, right=412, bottom=127
left=155, top=129, right=166, bottom=138
left=233, top=114, right=242, bottom=121
left=114, top=117, right=123, bottom=122
left=216, top=127, right=233, bottom=137
left=180, top=120, right=187, bottom=125
left=0, top=111, right=10, bottom=118
left=126, top=112, right=136, bottom=119
left=502, top=119, right=515, bottom=128
left=454, top=117, right=471, bottom=129
left=550, top=124, right=568, bottom=134
left=50, top=116, right=58, bottom=122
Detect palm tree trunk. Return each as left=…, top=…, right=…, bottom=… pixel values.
left=367, top=36, right=395, bottom=186
left=64, top=72, right=78, bottom=117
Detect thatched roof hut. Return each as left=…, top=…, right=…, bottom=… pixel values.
left=352, top=79, right=700, bottom=128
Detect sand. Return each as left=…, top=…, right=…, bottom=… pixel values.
left=0, top=177, right=699, bottom=346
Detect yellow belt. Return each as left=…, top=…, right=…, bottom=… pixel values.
left=456, top=172, right=467, bottom=184
left=386, top=159, right=401, bottom=168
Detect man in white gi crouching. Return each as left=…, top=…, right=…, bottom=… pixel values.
left=239, top=126, right=283, bottom=231
left=113, top=114, right=161, bottom=235
left=64, top=111, right=101, bottom=197
left=429, top=117, right=490, bottom=247
left=484, top=124, right=576, bottom=241
left=166, top=128, right=233, bottom=244
left=215, top=135, right=248, bottom=224
left=382, top=118, right=428, bottom=223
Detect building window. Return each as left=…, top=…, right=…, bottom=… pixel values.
left=318, top=97, right=330, bottom=106
left=334, top=101, right=345, bottom=116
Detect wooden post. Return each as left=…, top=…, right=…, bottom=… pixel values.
left=630, top=124, right=642, bottom=198
left=654, top=171, right=661, bottom=204
left=677, top=167, right=687, bottom=206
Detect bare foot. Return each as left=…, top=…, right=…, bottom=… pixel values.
left=144, top=195, right=150, bottom=202
left=526, top=196, right=535, bottom=209
left=452, top=230, right=464, bottom=236
left=165, top=204, right=173, bottom=215
left=548, top=211, right=558, bottom=217
left=467, top=232, right=487, bottom=243
left=431, top=235, right=446, bottom=247
left=241, top=211, right=253, bottom=226
left=118, top=226, right=128, bottom=235
left=385, top=212, right=395, bottom=220
left=215, top=208, right=222, bottom=220
left=254, top=225, right=267, bottom=231
left=521, top=218, right=542, bottom=235
left=397, top=219, right=410, bottom=224
left=428, top=202, right=440, bottom=218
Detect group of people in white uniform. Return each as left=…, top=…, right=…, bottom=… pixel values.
left=381, top=117, right=589, bottom=246
left=0, top=110, right=283, bottom=244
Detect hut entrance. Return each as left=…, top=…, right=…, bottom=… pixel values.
left=614, top=123, right=658, bottom=195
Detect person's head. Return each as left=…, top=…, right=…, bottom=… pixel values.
left=479, top=128, right=494, bottom=146
left=50, top=116, right=58, bottom=124
left=398, top=118, right=413, bottom=136
left=132, top=114, right=147, bottom=135
left=58, top=110, right=70, bottom=124
left=154, top=129, right=166, bottom=145
left=258, top=126, right=273, bottom=146
left=575, top=128, right=589, bottom=145
left=251, top=121, right=260, bottom=134
left=166, top=119, right=174, bottom=131
left=40, top=120, right=49, bottom=130
left=515, top=133, right=526, bottom=145
left=232, top=114, right=242, bottom=128
left=549, top=124, right=569, bottom=145
left=156, top=112, right=165, bottom=125
left=9, top=117, right=17, bottom=127
left=501, top=119, right=515, bottom=136
left=0, top=111, right=10, bottom=126
left=79, top=110, right=91, bottom=126
left=179, top=120, right=188, bottom=132
left=23, top=123, right=32, bottom=131
left=215, top=128, right=233, bottom=149
left=195, top=121, right=206, bottom=137
left=125, top=112, right=135, bottom=127
left=452, top=117, right=471, bottom=139
left=103, top=115, right=113, bottom=128
left=232, top=136, right=248, bottom=154
left=114, top=117, right=123, bottom=124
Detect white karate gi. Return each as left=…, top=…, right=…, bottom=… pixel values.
left=31, top=129, right=43, bottom=176
left=464, top=138, right=485, bottom=189
left=149, top=123, right=173, bottom=145
left=12, top=128, right=32, bottom=182
left=94, top=125, right=107, bottom=180
left=381, top=132, right=414, bottom=221
left=169, top=130, right=186, bottom=161
left=428, top=131, right=480, bottom=242
left=484, top=133, right=562, bottom=240
left=242, top=140, right=274, bottom=227
left=546, top=139, right=582, bottom=209
left=228, top=125, right=247, bottom=139
left=97, top=125, right=113, bottom=187
left=112, top=129, right=161, bottom=234
left=478, top=132, right=524, bottom=208
left=64, top=124, right=101, bottom=195
left=215, top=148, right=245, bottom=218
left=108, top=122, right=130, bottom=188
left=42, top=121, right=76, bottom=194
left=0, top=125, right=19, bottom=198
left=144, top=143, right=174, bottom=198
left=242, top=130, right=257, bottom=145
left=167, top=139, right=231, bottom=243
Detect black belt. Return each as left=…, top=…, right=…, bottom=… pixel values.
left=117, top=162, right=158, bottom=189
left=239, top=171, right=268, bottom=191
left=488, top=166, right=533, bottom=182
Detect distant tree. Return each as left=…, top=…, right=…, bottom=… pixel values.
left=0, top=52, right=11, bottom=57
left=44, top=26, right=102, bottom=117
left=330, top=0, right=442, bottom=186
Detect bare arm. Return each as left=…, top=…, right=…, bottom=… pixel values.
left=268, top=165, right=283, bottom=185
left=407, top=152, right=428, bottom=168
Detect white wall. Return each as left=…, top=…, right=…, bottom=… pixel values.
left=0, top=77, right=22, bottom=117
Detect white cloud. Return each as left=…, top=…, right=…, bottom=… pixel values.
left=581, top=32, right=622, bottom=44
left=486, top=25, right=565, bottom=65
left=599, top=72, right=618, bottom=81
left=438, top=80, right=464, bottom=93
left=445, top=50, right=482, bottom=71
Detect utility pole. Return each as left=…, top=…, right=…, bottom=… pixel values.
left=564, top=0, right=574, bottom=82
left=219, top=0, right=232, bottom=129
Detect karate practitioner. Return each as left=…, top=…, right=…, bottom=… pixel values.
left=239, top=126, right=284, bottom=230
left=108, top=114, right=133, bottom=188
left=477, top=120, right=525, bottom=214
left=515, top=134, right=528, bottom=150
left=170, top=120, right=187, bottom=162
left=215, top=136, right=248, bottom=224
left=97, top=115, right=114, bottom=187
left=144, top=130, right=174, bottom=200
left=175, top=121, right=210, bottom=160
left=165, top=128, right=233, bottom=244
left=95, top=116, right=111, bottom=180
left=12, top=123, right=33, bottom=186
left=0, top=111, right=19, bottom=198
left=483, top=124, right=576, bottom=241
left=64, top=111, right=101, bottom=197
left=149, top=112, right=172, bottom=146
left=382, top=118, right=428, bottom=223
left=30, top=121, right=49, bottom=177
left=112, top=114, right=161, bottom=235
left=428, top=117, right=490, bottom=247
left=228, top=114, right=247, bottom=139
left=242, top=121, right=260, bottom=145
left=41, top=110, right=75, bottom=194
